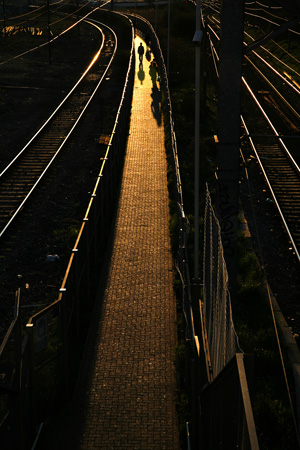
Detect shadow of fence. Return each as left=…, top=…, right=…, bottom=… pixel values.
left=0, top=10, right=261, bottom=450
left=0, top=17, right=135, bottom=450
left=130, top=12, right=260, bottom=450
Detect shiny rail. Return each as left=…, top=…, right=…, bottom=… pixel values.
left=206, top=12, right=300, bottom=262
left=0, top=20, right=117, bottom=239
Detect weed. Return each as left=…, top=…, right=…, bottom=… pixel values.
left=140, top=4, right=298, bottom=448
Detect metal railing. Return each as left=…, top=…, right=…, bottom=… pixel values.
left=0, top=11, right=261, bottom=450
left=0, top=16, right=135, bottom=450
left=0, top=290, right=22, bottom=450
left=201, top=185, right=259, bottom=449
left=128, top=12, right=198, bottom=353
left=129, top=13, right=260, bottom=450
left=203, top=185, right=242, bottom=378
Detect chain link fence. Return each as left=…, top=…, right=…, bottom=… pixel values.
left=203, top=185, right=242, bottom=378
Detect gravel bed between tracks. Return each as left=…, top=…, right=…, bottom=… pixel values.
left=0, top=22, right=123, bottom=340
left=1, top=18, right=300, bottom=349
left=240, top=140, right=300, bottom=342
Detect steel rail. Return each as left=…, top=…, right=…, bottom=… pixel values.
left=241, top=117, right=300, bottom=263
left=0, top=7, right=100, bottom=67
left=255, top=1, right=282, bottom=9
left=242, top=74, right=300, bottom=173
left=208, top=16, right=300, bottom=135
left=205, top=6, right=300, bottom=442
left=0, top=5, right=46, bottom=24
left=246, top=46, right=300, bottom=96
left=207, top=15, right=300, bottom=262
left=241, top=78, right=300, bottom=262
left=245, top=37, right=300, bottom=80
left=206, top=1, right=300, bottom=36
left=244, top=54, right=300, bottom=123
left=0, top=0, right=76, bottom=33
left=0, top=20, right=117, bottom=239
left=209, top=13, right=300, bottom=97
left=0, top=16, right=107, bottom=177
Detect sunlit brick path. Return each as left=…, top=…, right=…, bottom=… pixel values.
left=41, top=38, right=180, bottom=450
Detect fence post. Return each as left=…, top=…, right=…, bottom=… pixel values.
left=60, top=290, right=70, bottom=393
left=216, top=0, right=244, bottom=310
left=72, top=249, right=81, bottom=339
left=236, top=354, right=259, bottom=450
left=187, top=341, right=200, bottom=450
left=83, top=219, right=91, bottom=304
left=91, top=194, right=98, bottom=266
left=26, top=323, right=36, bottom=441
left=16, top=292, right=24, bottom=450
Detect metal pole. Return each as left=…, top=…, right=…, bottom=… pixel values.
left=47, top=0, right=51, bottom=64
left=76, top=0, right=80, bottom=37
left=167, top=0, right=170, bottom=74
left=216, top=0, right=244, bottom=309
left=15, top=290, right=24, bottom=450
left=2, top=0, right=6, bottom=43
left=26, top=323, right=36, bottom=437
left=194, top=0, right=201, bottom=282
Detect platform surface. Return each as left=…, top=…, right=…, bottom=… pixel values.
left=41, top=37, right=180, bottom=450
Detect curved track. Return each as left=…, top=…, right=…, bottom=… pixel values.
left=0, top=20, right=117, bottom=238
left=0, top=9, right=134, bottom=341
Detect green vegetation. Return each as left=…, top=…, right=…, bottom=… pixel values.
left=237, top=238, right=297, bottom=449
left=53, top=223, right=80, bottom=249
left=138, top=3, right=298, bottom=449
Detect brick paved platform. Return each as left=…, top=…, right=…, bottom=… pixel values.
left=41, top=38, right=180, bottom=450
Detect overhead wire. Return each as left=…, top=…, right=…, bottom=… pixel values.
left=239, top=134, right=300, bottom=449
left=0, top=5, right=100, bottom=67
left=207, top=9, right=300, bottom=445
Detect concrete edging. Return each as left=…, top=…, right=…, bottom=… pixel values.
left=270, top=289, right=300, bottom=434
left=240, top=211, right=300, bottom=433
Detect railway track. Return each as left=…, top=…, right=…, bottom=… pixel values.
left=241, top=112, right=300, bottom=262
left=0, top=0, right=93, bottom=38
left=203, top=2, right=300, bottom=342
left=241, top=43, right=300, bottom=263
left=0, top=19, right=117, bottom=238
left=0, top=9, right=133, bottom=340
left=206, top=8, right=300, bottom=263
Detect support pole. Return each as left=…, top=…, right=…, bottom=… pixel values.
left=193, top=0, right=202, bottom=284
left=47, top=0, right=51, bottom=64
left=2, top=0, right=6, bottom=43
left=167, top=0, right=171, bottom=74
left=26, top=324, right=36, bottom=438
left=216, top=0, right=244, bottom=310
left=76, top=0, right=80, bottom=37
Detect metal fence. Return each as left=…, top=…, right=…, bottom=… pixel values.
left=0, top=18, right=135, bottom=450
left=200, top=185, right=259, bottom=449
left=0, top=290, right=22, bottom=450
left=130, top=14, right=259, bottom=450
left=201, top=352, right=259, bottom=450
left=0, top=12, right=261, bottom=450
left=203, top=185, right=242, bottom=378
left=128, top=12, right=197, bottom=354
